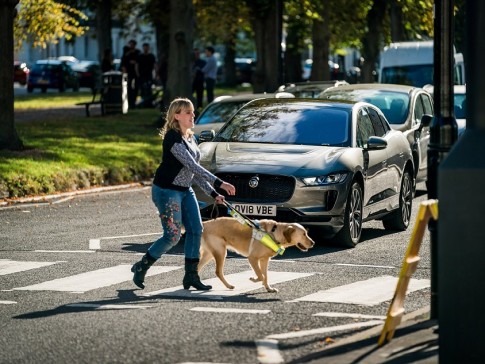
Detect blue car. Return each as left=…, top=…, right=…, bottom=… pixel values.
left=27, top=60, right=80, bottom=93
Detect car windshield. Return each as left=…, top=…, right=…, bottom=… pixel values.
left=196, top=101, right=249, bottom=125
left=380, top=65, right=433, bottom=87
left=214, top=103, right=351, bottom=146
left=321, top=89, right=409, bottom=124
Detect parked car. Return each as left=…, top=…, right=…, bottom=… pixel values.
left=195, top=98, right=418, bottom=247
left=277, top=80, right=349, bottom=98
left=27, top=60, right=80, bottom=93
left=193, top=92, right=294, bottom=140
left=13, top=61, right=29, bottom=85
left=423, top=84, right=466, bottom=137
left=71, top=60, right=101, bottom=90
left=319, top=83, right=433, bottom=187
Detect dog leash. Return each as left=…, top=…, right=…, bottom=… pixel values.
left=222, top=200, right=285, bottom=255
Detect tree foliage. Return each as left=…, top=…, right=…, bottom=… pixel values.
left=14, top=0, right=89, bottom=49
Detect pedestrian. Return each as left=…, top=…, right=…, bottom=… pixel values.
left=202, top=46, right=218, bottom=104
left=131, top=97, right=236, bottom=291
left=192, top=48, right=206, bottom=110
left=121, top=39, right=141, bottom=109
left=137, top=43, right=158, bottom=107
left=101, top=48, right=114, bottom=73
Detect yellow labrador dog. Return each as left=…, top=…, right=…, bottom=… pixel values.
left=198, top=217, right=315, bottom=292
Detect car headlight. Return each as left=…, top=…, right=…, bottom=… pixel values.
left=301, top=172, right=348, bottom=186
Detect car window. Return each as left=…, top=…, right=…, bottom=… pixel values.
left=215, top=103, right=351, bottom=146
left=356, top=109, right=375, bottom=148
left=414, top=95, right=425, bottom=126
left=196, top=101, right=247, bottom=125
left=421, top=93, right=433, bottom=115
left=367, top=107, right=387, bottom=137
left=454, top=93, right=466, bottom=118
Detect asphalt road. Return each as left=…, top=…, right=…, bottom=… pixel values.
left=0, top=184, right=432, bottom=364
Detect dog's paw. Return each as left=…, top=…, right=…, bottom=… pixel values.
left=266, top=286, right=279, bottom=293
left=250, top=276, right=262, bottom=283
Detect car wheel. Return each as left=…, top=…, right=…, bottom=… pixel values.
left=27, top=86, right=33, bottom=93
left=41, top=87, right=47, bottom=93
left=336, top=181, right=363, bottom=248
left=383, top=170, right=413, bottom=231
left=59, top=82, right=65, bottom=92
left=73, top=82, right=79, bottom=92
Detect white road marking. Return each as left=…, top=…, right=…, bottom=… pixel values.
left=12, top=265, right=182, bottom=293
left=313, top=312, right=386, bottom=320
left=89, top=232, right=161, bottom=250
left=255, top=339, right=284, bottom=364
left=0, top=259, right=60, bottom=276
left=289, top=275, right=430, bottom=306
left=34, top=250, right=95, bottom=253
left=190, top=307, right=271, bottom=314
left=266, top=320, right=383, bottom=340
left=0, top=301, right=17, bottom=305
left=66, top=303, right=153, bottom=310
left=142, top=271, right=314, bottom=299
left=333, top=263, right=395, bottom=269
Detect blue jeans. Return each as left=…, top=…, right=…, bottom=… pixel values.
left=148, top=185, right=203, bottom=260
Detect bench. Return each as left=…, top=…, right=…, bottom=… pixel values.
left=75, top=88, right=105, bottom=117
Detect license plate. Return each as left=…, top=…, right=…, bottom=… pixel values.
left=232, top=203, right=276, bottom=216
left=38, top=79, right=49, bottom=84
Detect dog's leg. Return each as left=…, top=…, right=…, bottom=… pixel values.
left=260, top=257, right=277, bottom=293
left=213, top=253, right=235, bottom=289
left=248, top=257, right=266, bottom=285
left=198, top=247, right=213, bottom=273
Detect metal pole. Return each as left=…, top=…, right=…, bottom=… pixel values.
left=427, top=0, right=457, bottom=320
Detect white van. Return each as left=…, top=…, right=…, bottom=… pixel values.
left=378, top=41, right=465, bottom=87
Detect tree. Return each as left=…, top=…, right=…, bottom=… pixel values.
left=0, top=0, right=88, bottom=151
left=162, top=0, right=194, bottom=106
left=0, top=0, right=22, bottom=150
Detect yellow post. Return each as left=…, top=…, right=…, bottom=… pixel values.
left=377, top=199, right=439, bottom=346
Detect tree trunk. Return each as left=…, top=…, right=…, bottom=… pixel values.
left=247, top=0, right=282, bottom=93
left=0, top=0, right=23, bottom=151
left=310, top=14, right=330, bottom=82
left=284, top=21, right=303, bottom=83
left=224, top=39, right=237, bottom=87
left=162, top=0, right=194, bottom=107
left=96, top=0, right=112, bottom=65
left=361, top=0, right=388, bottom=83
left=390, top=0, right=406, bottom=42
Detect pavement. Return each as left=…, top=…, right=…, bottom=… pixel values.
left=1, top=184, right=439, bottom=363
left=295, top=306, right=438, bottom=364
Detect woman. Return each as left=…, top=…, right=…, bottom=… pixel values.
left=132, top=98, right=236, bottom=290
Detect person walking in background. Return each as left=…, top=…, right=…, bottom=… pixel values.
left=131, top=98, right=236, bottom=291
left=121, top=39, right=141, bottom=109
left=192, top=48, right=206, bottom=111
left=202, top=46, right=217, bottom=104
left=101, top=48, right=114, bottom=73
left=137, top=43, right=158, bottom=107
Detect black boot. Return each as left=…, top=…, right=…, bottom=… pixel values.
left=183, top=258, right=212, bottom=290
left=131, top=252, right=156, bottom=289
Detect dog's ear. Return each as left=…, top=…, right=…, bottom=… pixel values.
left=283, top=225, right=295, bottom=244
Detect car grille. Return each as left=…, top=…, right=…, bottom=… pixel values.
left=216, top=173, right=295, bottom=203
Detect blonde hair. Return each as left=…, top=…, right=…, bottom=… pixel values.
left=159, top=98, right=194, bottom=138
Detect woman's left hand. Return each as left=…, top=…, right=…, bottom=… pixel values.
left=215, top=195, right=225, bottom=204
left=221, top=182, right=236, bottom=196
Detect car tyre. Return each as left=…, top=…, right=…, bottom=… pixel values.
left=383, top=170, right=413, bottom=231
left=336, top=181, right=363, bottom=248
left=27, top=85, right=33, bottom=93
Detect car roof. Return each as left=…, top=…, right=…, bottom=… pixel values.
left=35, top=59, right=64, bottom=65
left=423, top=84, right=466, bottom=95
left=324, top=83, right=421, bottom=93
left=211, top=92, right=294, bottom=103
left=242, top=97, right=357, bottom=110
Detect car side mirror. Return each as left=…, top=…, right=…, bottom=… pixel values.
left=366, top=136, right=387, bottom=150
left=199, top=130, right=216, bottom=143
left=419, top=114, right=433, bottom=131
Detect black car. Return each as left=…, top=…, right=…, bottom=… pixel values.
left=71, top=60, right=101, bottom=90
left=27, top=60, right=80, bottom=93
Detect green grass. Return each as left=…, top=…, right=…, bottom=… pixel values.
left=2, top=84, right=252, bottom=199
left=1, top=108, right=162, bottom=198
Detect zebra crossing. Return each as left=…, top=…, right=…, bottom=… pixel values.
left=0, top=258, right=431, bottom=305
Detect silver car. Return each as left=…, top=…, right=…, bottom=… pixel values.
left=195, top=98, right=417, bottom=247
left=319, top=83, right=433, bottom=187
